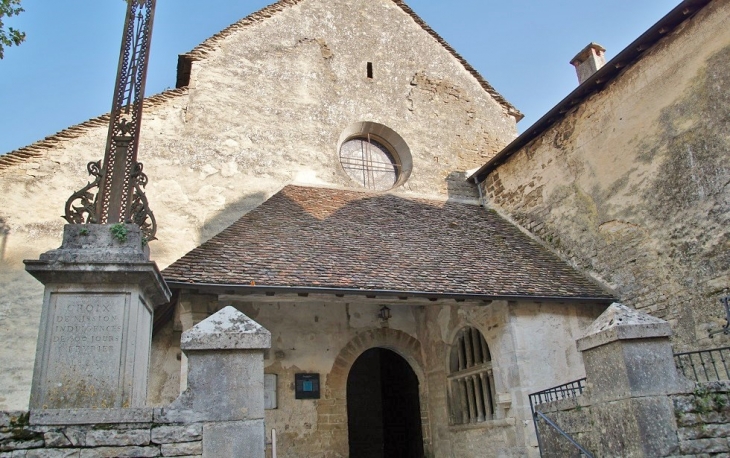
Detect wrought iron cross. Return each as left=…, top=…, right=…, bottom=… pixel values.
left=64, top=0, right=157, bottom=240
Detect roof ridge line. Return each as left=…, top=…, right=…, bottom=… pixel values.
left=391, top=0, right=522, bottom=120
left=0, top=87, right=188, bottom=171
left=177, top=0, right=522, bottom=120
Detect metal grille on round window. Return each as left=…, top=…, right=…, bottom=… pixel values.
left=339, top=135, right=401, bottom=191
left=448, top=327, right=497, bottom=425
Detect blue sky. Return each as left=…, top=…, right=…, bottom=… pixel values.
left=0, top=0, right=679, bottom=154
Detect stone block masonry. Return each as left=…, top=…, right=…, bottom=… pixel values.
left=673, top=381, right=730, bottom=456
left=480, top=0, right=730, bottom=349
left=536, top=381, right=730, bottom=458
left=0, top=409, right=203, bottom=457
left=0, top=307, right=270, bottom=457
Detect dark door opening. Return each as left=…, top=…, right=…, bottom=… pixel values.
left=347, top=347, right=425, bottom=458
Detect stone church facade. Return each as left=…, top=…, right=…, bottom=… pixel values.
left=0, top=0, right=728, bottom=456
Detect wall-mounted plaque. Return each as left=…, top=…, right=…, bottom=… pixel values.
left=264, top=374, right=278, bottom=409
left=295, top=373, right=320, bottom=399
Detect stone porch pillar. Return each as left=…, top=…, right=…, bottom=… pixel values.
left=160, top=306, right=271, bottom=457
left=177, top=292, right=218, bottom=392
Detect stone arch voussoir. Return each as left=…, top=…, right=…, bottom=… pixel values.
left=317, top=328, right=430, bottom=456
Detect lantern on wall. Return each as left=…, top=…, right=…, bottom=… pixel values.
left=378, top=305, right=392, bottom=322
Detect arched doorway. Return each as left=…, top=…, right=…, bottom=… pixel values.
left=347, top=348, right=425, bottom=458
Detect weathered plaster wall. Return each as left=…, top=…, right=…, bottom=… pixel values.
left=0, top=0, right=517, bottom=410
left=482, top=0, right=730, bottom=349
left=416, top=301, right=603, bottom=457
left=160, top=296, right=601, bottom=457
left=150, top=294, right=605, bottom=457
left=147, top=321, right=182, bottom=406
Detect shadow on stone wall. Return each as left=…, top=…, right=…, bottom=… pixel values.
left=150, top=191, right=269, bottom=268
left=445, top=171, right=479, bottom=202
left=0, top=217, right=8, bottom=264
left=197, top=191, right=269, bottom=245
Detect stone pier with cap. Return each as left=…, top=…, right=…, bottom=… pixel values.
left=159, top=306, right=271, bottom=457
left=25, top=224, right=170, bottom=409
left=534, top=303, right=695, bottom=457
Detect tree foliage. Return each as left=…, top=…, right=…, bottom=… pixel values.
left=0, top=0, right=25, bottom=59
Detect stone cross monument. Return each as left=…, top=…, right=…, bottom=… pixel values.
left=24, top=0, right=170, bottom=409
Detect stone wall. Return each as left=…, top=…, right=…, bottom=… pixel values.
left=0, top=0, right=518, bottom=411
left=0, top=306, right=269, bottom=457
left=535, top=392, right=681, bottom=457
left=673, top=381, right=730, bottom=456
left=535, top=381, right=730, bottom=458
left=481, top=0, right=730, bottom=349
left=0, top=410, right=203, bottom=458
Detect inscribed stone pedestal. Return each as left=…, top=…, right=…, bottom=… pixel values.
left=25, top=224, right=170, bottom=409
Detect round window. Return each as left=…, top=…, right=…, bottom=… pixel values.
left=339, top=136, right=400, bottom=191
left=337, top=122, right=412, bottom=191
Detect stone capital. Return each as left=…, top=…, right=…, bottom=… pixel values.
left=24, top=224, right=170, bottom=307
left=181, top=306, right=271, bottom=351
left=576, top=302, right=672, bottom=352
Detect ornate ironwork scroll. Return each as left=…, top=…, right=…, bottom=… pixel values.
left=64, top=0, right=157, bottom=241
left=129, top=162, right=157, bottom=241
left=63, top=160, right=102, bottom=224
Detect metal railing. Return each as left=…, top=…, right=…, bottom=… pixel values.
left=529, top=378, right=592, bottom=458
left=675, top=346, right=730, bottom=382
left=533, top=411, right=594, bottom=457
left=529, top=378, right=586, bottom=407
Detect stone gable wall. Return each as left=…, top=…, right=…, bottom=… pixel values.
left=0, top=0, right=517, bottom=410
left=481, top=0, right=730, bottom=349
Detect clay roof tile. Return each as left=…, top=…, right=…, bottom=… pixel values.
left=163, top=185, right=612, bottom=300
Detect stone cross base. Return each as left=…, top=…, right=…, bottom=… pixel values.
left=24, top=224, right=170, bottom=409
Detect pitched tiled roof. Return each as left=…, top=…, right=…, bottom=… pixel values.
left=163, top=185, right=612, bottom=300
left=176, top=0, right=522, bottom=120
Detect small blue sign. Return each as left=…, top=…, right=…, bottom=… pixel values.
left=295, top=373, right=320, bottom=399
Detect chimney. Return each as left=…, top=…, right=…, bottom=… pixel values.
left=570, top=42, right=606, bottom=85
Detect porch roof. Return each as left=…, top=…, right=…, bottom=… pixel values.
left=162, top=185, right=613, bottom=302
